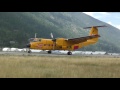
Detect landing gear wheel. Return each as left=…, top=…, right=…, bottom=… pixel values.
left=48, top=51, right=52, bottom=54
left=67, top=52, right=72, bottom=55
left=28, top=50, right=31, bottom=53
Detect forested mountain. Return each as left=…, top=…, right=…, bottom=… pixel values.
left=0, top=12, right=120, bottom=53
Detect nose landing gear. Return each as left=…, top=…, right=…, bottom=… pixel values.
left=26, top=43, right=31, bottom=53
left=28, top=50, right=31, bottom=53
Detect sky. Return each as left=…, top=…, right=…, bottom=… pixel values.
left=83, top=12, right=120, bottom=30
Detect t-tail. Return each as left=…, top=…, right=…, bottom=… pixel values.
left=84, top=25, right=106, bottom=35
left=82, top=25, right=107, bottom=46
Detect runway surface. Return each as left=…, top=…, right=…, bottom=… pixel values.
left=0, top=51, right=120, bottom=58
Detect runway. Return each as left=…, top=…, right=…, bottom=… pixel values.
left=0, top=51, right=77, bottom=57
left=0, top=51, right=120, bottom=58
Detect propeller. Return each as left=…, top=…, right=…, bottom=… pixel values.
left=50, top=33, right=53, bottom=39
left=26, top=33, right=37, bottom=53
left=50, top=33, right=56, bottom=50
left=26, top=38, right=32, bottom=53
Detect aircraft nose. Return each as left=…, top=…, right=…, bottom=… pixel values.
left=26, top=43, right=31, bottom=48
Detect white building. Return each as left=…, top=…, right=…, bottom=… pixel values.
left=84, top=51, right=93, bottom=55
left=92, top=51, right=107, bottom=55
left=2, top=48, right=11, bottom=51
left=10, top=48, right=18, bottom=52
left=30, top=49, right=42, bottom=53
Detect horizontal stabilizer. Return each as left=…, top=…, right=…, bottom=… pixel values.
left=83, top=25, right=107, bottom=29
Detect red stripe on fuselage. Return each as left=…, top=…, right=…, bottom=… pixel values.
left=74, top=46, right=79, bottom=50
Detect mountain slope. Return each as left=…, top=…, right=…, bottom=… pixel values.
left=0, top=12, right=120, bottom=53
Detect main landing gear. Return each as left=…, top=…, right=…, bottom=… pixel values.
left=47, top=50, right=52, bottom=54
left=67, top=51, right=72, bottom=55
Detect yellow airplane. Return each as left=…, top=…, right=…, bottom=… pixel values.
left=26, top=25, right=106, bottom=55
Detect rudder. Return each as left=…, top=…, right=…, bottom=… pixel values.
left=89, top=27, right=98, bottom=36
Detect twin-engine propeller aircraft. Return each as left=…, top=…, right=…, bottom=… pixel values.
left=26, top=25, right=106, bottom=55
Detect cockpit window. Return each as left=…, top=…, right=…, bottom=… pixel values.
left=29, top=38, right=41, bottom=42
left=29, top=38, right=34, bottom=42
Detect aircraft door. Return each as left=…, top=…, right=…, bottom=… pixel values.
left=46, top=40, right=53, bottom=50
left=41, top=39, right=47, bottom=50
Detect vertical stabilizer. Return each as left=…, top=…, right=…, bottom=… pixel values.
left=84, top=25, right=106, bottom=36
left=82, top=25, right=106, bottom=46
left=89, top=27, right=98, bottom=36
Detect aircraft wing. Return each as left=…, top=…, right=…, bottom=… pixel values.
left=66, top=35, right=100, bottom=44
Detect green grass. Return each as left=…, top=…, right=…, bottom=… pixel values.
left=0, top=55, right=120, bottom=78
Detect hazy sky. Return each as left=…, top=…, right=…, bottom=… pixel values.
left=83, top=12, right=120, bottom=30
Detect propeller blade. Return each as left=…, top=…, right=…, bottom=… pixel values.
left=50, top=33, right=54, bottom=39
left=35, top=33, right=37, bottom=38
left=50, top=33, right=56, bottom=50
